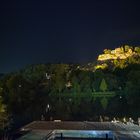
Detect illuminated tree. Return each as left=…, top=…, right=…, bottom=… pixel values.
left=100, top=78, right=107, bottom=92
left=103, top=49, right=111, bottom=54
left=94, top=70, right=104, bottom=91
left=135, top=47, right=140, bottom=54
left=124, top=45, right=130, bottom=52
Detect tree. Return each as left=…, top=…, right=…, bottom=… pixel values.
left=124, top=45, right=130, bottom=52
left=78, top=71, right=92, bottom=93
left=125, top=70, right=140, bottom=116
left=100, top=97, right=108, bottom=110
left=135, top=47, right=140, bottom=54
left=105, top=74, right=118, bottom=91
left=21, top=64, right=48, bottom=82
left=94, top=70, right=104, bottom=91
left=100, top=78, right=107, bottom=92
left=50, top=64, right=69, bottom=93
left=0, top=96, right=8, bottom=130
left=103, top=49, right=111, bottom=54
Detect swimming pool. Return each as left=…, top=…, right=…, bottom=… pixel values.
left=18, top=130, right=114, bottom=140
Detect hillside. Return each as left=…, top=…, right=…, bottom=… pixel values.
left=95, top=45, right=140, bottom=70
left=0, top=45, right=140, bottom=128
left=98, top=45, right=140, bottom=61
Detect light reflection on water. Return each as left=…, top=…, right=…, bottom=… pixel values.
left=18, top=130, right=114, bottom=140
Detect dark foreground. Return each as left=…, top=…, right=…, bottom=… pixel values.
left=16, top=121, right=140, bottom=140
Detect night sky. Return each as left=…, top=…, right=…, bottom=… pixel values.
left=0, top=0, right=140, bottom=73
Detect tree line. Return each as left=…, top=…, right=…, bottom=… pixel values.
left=0, top=46, right=140, bottom=131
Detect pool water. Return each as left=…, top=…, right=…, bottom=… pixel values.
left=18, top=130, right=114, bottom=140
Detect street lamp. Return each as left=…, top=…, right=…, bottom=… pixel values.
left=18, top=84, right=22, bottom=88
left=46, top=104, right=50, bottom=113
left=45, top=104, right=51, bottom=120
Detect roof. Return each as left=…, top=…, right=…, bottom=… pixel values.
left=20, top=121, right=140, bottom=140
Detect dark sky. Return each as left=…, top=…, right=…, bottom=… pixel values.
left=0, top=0, right=140, bottom=73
